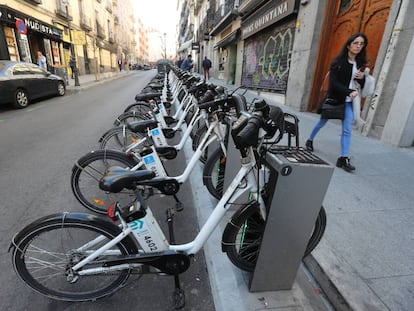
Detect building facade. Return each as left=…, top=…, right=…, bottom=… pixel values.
left=0, top=0, right=141, bottom=78
left=178, top=0, right=414, bottom=148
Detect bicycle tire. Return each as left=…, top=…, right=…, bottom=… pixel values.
left=71, top=149, right=138, bottom=214
left=191, top=124, right=209, bottom=164
left=223, top=204, right=327, bottom=272
left=113, top=110, right=150, bottom=126
left=202, top=147, right=226, bottom=199
left=99, top=126, right=150, bottom=151
left=12, top=213, right=137, bottom=301
left=123, top=101, right=152, bottom=114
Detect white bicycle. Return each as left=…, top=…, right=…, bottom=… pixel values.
left=10, top=103, right=326, bottom=309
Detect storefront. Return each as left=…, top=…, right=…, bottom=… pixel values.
left=0, top=5, right=63, bottom=70
left=240, top=0, right=299, bottom=92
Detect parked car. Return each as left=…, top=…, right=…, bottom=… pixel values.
left=0, top=60, right=66, bottom=109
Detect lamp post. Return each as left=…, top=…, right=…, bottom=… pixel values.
left=62, top=0, right=80, bottom=86
left=163, top=32, right=167, bottom=59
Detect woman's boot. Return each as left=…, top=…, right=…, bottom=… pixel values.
left=336, top=157, right=355, bottom=172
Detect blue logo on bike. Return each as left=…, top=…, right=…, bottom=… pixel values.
left=144, top=155, right=155, bottom=165
left=151, top=129, right=160, bottom=136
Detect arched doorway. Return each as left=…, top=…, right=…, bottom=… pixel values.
left=308, top=0, right=393, bottom=112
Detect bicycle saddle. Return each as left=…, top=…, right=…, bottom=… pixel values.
left=99, top=166, right=156, bottom=193
left=128, top=119, right=158, bottom=132
left=134, top=92, right=162, bottom=101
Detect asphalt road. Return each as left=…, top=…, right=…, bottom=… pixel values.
left=0, top=70, right=215, bottom=311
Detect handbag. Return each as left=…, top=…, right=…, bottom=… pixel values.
left=320, top=98, right=345, bottom=120
left=361, top=74, right=375, bottom=98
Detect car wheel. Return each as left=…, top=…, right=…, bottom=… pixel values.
left=57, top=82, right=65, bottom=96
left=13, top=89, right=29, bottom=109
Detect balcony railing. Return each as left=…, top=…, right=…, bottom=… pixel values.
left=214, top=0, right=236, bottom=25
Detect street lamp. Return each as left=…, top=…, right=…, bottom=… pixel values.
left=163, top=32, right=167, bottom=59
left=62, top=0, right=80, bottom=86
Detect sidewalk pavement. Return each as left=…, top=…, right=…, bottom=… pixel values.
left=208, top=78, right=414, bottom=311
left=65, top=69, right=133, bottom=94
left=68, top=71, right=414, bottom=311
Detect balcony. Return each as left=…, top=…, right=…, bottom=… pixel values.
left=108, top=31, right=115, bottom=43
left=55, top=0, right=72, bottom=20
left=210, top=0, right=238, bottom=36
left=80, top=14, right=92, bottom=31
left=237, top=0, right=266, bottom=15
left=24, top=0, right=42, bottom=4
left=193, top=0, right=202, bottom=15
left=97, top=23, right=105, bottom=39
left=106, top=2, right=112, bottom=12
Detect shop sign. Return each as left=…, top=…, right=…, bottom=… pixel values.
left=24, top=17, right=62, bottom=37
left=72, top=30, right=86, bottom=45
left=0, top=5, right=62, bottom=39
left=191, top=42, right=200, bottom=51
left=241, top=0, right=298, bottom=39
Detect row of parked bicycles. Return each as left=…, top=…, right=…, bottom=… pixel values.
left=9, top=64, right=327, bottom=309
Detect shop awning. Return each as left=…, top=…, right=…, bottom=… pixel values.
left=214, top=29, right=240, bottom=49
left=178, top=39, right=193, bottom=52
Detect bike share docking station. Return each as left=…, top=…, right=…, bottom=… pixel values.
left=223, top=112, right=334, bottom=291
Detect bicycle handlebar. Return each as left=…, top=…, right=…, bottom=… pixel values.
left=233, top=102, right=284, bottom=149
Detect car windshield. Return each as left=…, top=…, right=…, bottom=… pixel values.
left=0, top=63, right=7, bottom=71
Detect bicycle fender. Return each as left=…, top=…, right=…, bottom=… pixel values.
left=73, top=149, right=137, bottom=171
left=98, top=125, right=125, bottom=143
left=221, top=201, right=260, bottom=253
left=9, top=212, right=139, bottom=254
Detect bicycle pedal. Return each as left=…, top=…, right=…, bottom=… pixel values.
left=176, top=202, right=183, bottom=212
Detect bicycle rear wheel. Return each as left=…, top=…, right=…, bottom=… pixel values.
left=223, top=204, right=327, bottom=272
left=12, top=214, right=137, bottom=301
left=71, top=149, right=138, bottom=214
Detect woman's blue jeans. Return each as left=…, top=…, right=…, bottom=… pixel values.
left=309, top=102, right=353, bottom=157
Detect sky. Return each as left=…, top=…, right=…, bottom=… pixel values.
left=133, top=0, right=178, bottom=55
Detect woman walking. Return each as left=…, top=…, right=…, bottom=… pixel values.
left=306, top=33, right=368, bottom=172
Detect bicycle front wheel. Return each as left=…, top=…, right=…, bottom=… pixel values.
left=223, top=204, right=327, bottom=272
left=123, top=101, right=152, bottom=114
left=113, top=110, right=149, bottom=126
left=12, top=214, right=136, bottom=301
left=99, top=126, right=149, bottom=151
left=71, top=149, right=138, bottom=214
left=202, top=147, right=226, bottom=199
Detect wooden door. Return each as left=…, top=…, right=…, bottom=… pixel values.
left=308, top=0, right=393, bottom=111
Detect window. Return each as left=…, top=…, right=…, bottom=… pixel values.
left=13, top=64, right=31, bottom=75
left=30, top=66, right=46, bottom=74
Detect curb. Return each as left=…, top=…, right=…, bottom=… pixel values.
left=66, top=72, right=134, bottom=95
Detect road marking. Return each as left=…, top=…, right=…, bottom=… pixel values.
left=27, top=104, right=46, bottom=112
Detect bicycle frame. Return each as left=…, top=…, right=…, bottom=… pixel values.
left=126, top=111, right=227, bottom=183
left=71, top=146, right=263, bottom=275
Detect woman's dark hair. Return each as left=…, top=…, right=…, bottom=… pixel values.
left=332, top=32, right=368, bottom=69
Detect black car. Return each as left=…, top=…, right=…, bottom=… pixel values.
left=0, top=60, right=66, bottom=109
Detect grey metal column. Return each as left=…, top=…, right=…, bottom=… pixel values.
left=250, top=149, right=334, bottom=291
